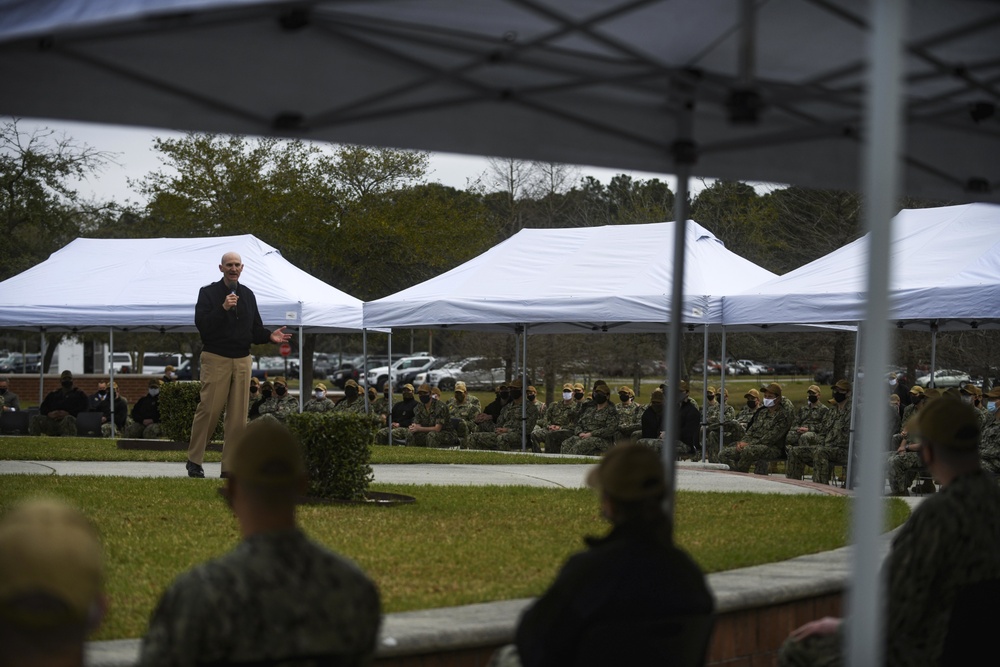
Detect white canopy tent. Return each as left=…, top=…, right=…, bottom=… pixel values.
left=364, top=221, right=778, bottom=333
left=724, top=203, right=1000, bottom=330
left=2, top=2, right=998, bottom=662
left=0, top=235, right=364, bottom=332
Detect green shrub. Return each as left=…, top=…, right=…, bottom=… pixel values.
left=286, top=412, right=377, bottom=501
left=159, top=382, right=224, bottom=443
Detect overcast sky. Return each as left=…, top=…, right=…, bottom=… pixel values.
left=10, top=117, right=698, bottom=207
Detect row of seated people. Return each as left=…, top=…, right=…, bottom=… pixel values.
left=25, top=371, right=164, bottom=439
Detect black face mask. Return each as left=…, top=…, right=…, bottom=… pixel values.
left=345, top=387, right=358, bottom=399
left=508, top=390, right=522, bottom=400
left=594, top=392, right=608, bottom=404
left=833, top=392, right=847, bottom=403
left=275, top=386, right=287, bottom=397
left=403, top=392, right=413, bottom=401
left=383, top=391, right=390, bottom=399
left=527, top=393, right=536, bottom=401
left=369, top=392, right=377, bottom=402
left=807, top=394, right=818, bottom=404
left=618, top=393, right=630, bottom=403
left=706, top=394, right=715, bottom=402
left=747, top=399, right=757, bottom=408
left=249, top=386, right=258, bottom=395
left=262, top=389, right=273, bottom=399
left=499, top=391, right=510, bottom=400
left=419, top=394, right=431, bottom=404
left=61, top=380, right=73, bottom=389
left=0, top=388, right=6, bottom=395
left=573, top=391, right=585, bottom=400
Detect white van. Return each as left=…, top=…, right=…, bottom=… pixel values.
left=140, top=353, right=188, bottom=376
left=107, top=353, right=134, bottom=374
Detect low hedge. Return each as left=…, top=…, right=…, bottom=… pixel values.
left=159, top=382, right=224, bottom=443
left=286, top=412, right=378, bottom=501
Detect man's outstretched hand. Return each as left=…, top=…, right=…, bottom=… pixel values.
left=270, top=326, right=292, bottom=344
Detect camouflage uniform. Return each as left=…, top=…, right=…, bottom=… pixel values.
left=539, top=400, right=580, bottom=454
left=256, top=394, right=299, bottom=423
left=370, top=395, right=390, bottom=420
left=784, top=403, right=830, bottom=479
left=446, top=398, right=479, bottom=445
left=467, top=400, right=539, bottom=451
left=779, top=470, right=1000, bottom=667
left=332, top=397, right=367, bottom=415
left=140, top=528, right=380, bottom=666
left=734, top=404, right=759, bottom=428
left=407, top=400, right=454, bottom=447
left=812, top=402, right=853, bottom=484
left=718, top=405, right=792, bottom=473
left=562, top=405, right=620, bottom=456
left=303, top=397, right=336, bottom=413
left=980, top=415, right=1000, bottom=474
left=615, top=401, right=645, bottom=442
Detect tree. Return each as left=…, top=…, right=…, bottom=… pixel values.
left=0, top=119, right=116, bottom=280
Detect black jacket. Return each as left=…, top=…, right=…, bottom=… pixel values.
left=195, top=279, right=272, bottom=358
left=516, top=519, right=713, bottom=667
left=40, top=386, right=89, bottom=417
left=131, top=393, right=160, bottom=424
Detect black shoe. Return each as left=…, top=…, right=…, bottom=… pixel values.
left=186, top=460, right=205, bottom=478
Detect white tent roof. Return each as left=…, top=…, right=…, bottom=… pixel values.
left=0, top=235, right=363, bottom=332
left=363, top=221, right=777, bottom=333
left=0, top=0, right=997, bottom=204
left=723, top=203, right=1000, bottom=330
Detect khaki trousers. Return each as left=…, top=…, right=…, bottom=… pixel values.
left=187, top=352, right=252, bottom=471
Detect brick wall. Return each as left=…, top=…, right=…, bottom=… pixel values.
left=5, top=374, right=160, bottom=407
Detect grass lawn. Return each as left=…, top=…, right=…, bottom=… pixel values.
left=0, top=475, right=909, bottom=641
left=0, top=436, right=593, bottom=464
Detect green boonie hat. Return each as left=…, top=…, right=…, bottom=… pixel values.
left=230, top=421, right=306, bottom=487
left=0, top=500, right=103, bottom=625
left=586, top=443, right=666, bottom=502
left=910, top=396, right=981, bottom=451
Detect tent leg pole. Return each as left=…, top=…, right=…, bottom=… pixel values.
left=719, top=326, right=726, bottom=458
left=929, top=325, right=937, bottom=388
left=298, top=326, right=304, bottom=412
left=846, top=323, right=863, bottom=489
left=701, top=324, right=708, bottom=462
left=522, top=323, right=528, bottom=452
left=387, top=332, right=393, bottom=438
left=38, top=329, right=46, bottom=405
left=363, top=330, right=369, bottom=413
left=848, top=2, right=906, bottom=666
left=108, top=328, right=115, bottom=439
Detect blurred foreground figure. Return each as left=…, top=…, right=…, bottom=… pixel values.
left=491, top=443, right=714, bottom=667
left=0, top=499, right=106, bottom=667
left=780, top=397, right=1000, bottom=667
left=141, top=420, right=381, bottom=666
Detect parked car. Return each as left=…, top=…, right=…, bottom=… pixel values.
left=916, top=369, right=971, bottom=388
left=414, top=356, right=513, bottom=391
left=0, top=353, right=41, bottom=374
left=328, top=355, right=391, bottom=389
left=359, top=356, right=435, bottom=390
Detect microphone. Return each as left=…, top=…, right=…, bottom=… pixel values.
left=230, top=282, right=239, bottom=319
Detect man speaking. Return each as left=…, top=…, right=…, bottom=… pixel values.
left=187, top=252, right=291, bottom=478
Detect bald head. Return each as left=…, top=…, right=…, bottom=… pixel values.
left=219, top=252, right=244, bottom=286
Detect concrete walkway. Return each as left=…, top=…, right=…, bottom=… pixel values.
left=0, top=459, right=844, bottom=495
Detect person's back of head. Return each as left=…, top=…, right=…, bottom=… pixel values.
left=911, top=395, right=982, bottom=482
left=0, top=499, right=105, bottom=667
left=226, top=420, right=308, bottom=534
left=587, top=443, right=670, bottom=537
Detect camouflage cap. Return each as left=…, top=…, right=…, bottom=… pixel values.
left=0, top=499, right=103, bottom=624
left=148, top=378, right=161, bottom=388
left=250, top=376, right=260, bottom=387
left=720, top=387, right=729, bottom=397
left=678, top=380, right=690, bottom=392
left=431, top=386, right=442, bottom=397
left=586, top=443, right=666, bottom=502
left=417, top=383, right=431, bottom=394
left=402, top=383, right=415, bottom=392
left=985, top=387, right=1000, bottom=400
left=593, top=381, right=611, bottom=395
left=960, top=384, right=981, bottom=396
left=260, top=381, right=274, bottom=391
left=909, top=385, right=924, bottom=396
left=706, top=386, right=718, bottom=395
left=943, top=387, right=962, bottom=400
left=807, top=384, right=821, bottom=395
left=509, top=378, right=524, bottom=390
left=618, top=385, right=635, bottom=397
left=744, top=388, right=761, bottom=400
left=60, top=370, right=73, bottom=379
left=314, top=383, right=326, bottom=392
left=831, top=379, right=851, bottom=392
left=562, top=382, right=574, bottom=391
left=573, top=383, right=585, bottom=392
left=650, top=389, right=664, bottom=404
left=272, top=376, right=287, bottom=386
left=910, top=396, right=981, bottom=451
left=924, top=388, right=942, bottom=399
left=382, top=380, right=392, bottom=391
left=889, top=394, right=901, bottom=405
left=230, top=420, right=306, bottom=487
left=761, top=382, right=782, bottom=397
left=344, top=379, right=359, bottom=390
left=454, top=381, right=468, bottom=394
left=527, top=385, right=538, bottom=394
left=164, top=365, right=175, bottom=373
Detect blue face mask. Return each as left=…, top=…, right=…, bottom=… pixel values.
left=988, top=401, right=997, bottom=414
